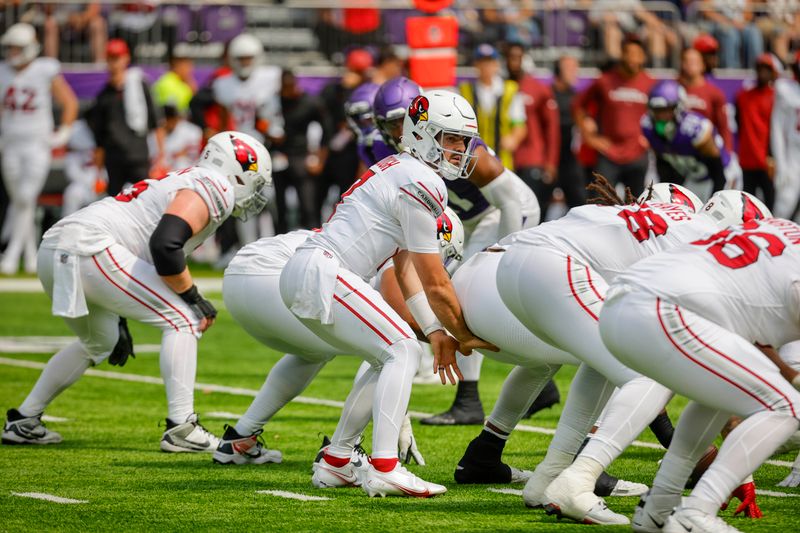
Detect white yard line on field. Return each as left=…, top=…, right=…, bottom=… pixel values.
left=41, top=415, right=69, bottom=423
left=0, top=337, right=160, bottom=354
left=11, top=492, right=87, bottom=504
left=205, top=411, right=244, bottom=419
left=256, top=490, right=331, bottom=501
left=487, top=488, right=524, bottom=497
left=756, top=489, right=800, bottom=498
left=0, top=278, right=223, bottom=294
left=0, top=355, right=793, bottom=471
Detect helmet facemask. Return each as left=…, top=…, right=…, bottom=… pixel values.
left=376, top=111, right=406, bottom=152
left=232, top=174, right=269, bottom=221
left=413, top=125, right=478, bottom=181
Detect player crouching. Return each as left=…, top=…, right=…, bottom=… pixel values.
left=2, top=132, right=271, bottom=454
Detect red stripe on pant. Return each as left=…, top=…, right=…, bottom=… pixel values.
left=93, top=255, right=181, bottom=332
left=656, top=298, right=777, bottom=414
left=566, top=255, right=598, bottom=322
left=337, top=276, right=410, bottom=340
left=333, top=294, right=392, bottom=345
left=105, top=248, right=196, bottom=335
left=585, top=266, right=605, bottom=302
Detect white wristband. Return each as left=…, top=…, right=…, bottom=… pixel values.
left=405, top=291, right=443, bottom=338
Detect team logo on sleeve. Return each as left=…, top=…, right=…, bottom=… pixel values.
left=230, top=135, right=259, bottom=172
left=741, top=193, right=765, bottom=222
left=408, top=95, right=429, bottom=125
left=437, top=211, right=453, bottom=242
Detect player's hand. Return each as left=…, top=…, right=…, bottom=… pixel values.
left=721, top=481, right=762, bottom=518
left=179, top=285, right=217, bottom=333
left=50, top=125, right=72, bottom=148
left=459, top=336, right=499, bottom=355
left=398, top=414, right=426, bottom=466
left=429, top=330, right=462, bottom=385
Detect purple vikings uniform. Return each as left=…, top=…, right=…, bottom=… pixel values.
left=358, top=129, right=395, bottom=167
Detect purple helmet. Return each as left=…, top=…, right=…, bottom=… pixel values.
left=373, top=76, right=421, bottom=151
left=648, top=80, right=686, bottom=112
left=345, top=82, right=380, bottom=139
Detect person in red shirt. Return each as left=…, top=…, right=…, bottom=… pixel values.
left=678, top=47, right=733, bottom=151
left=505, top=42, right=560, bottom=212
left=736, top=53, right=780, bottom=209
left=574, top=35, right=654, bottom=196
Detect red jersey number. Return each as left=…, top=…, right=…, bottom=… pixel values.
left=114, top=168, right=189, bottom=202
left=618, top=208, right=669, bottom=242
left=3, top=86, right=36, bottom=112
left=326, top=169, right=376, bottom=221
left=692, top=221, right=786, bottom=269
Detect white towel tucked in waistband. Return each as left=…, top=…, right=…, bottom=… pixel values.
left=51, top=249, right=89, bottom=318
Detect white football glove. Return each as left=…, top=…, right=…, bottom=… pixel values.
left=50, top=124, right=73, bottom=148
left=398, top=414, right=425, bottom=466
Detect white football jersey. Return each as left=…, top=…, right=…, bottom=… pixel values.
left=42, top=166, right=235, bottom=261
left=772, top=78, right=800, bottom=170
left=226, top=229, right=315, bottom=276
left=504, top=202, right=719, bottom=281
left=162, top=120, right=203, bottom=171
left=614, top=218, right=800, bottom=347
left=0, top=57, right=60, bottom=141
left=301, top=152, right=447, bottom=280
left=212, top=66, right=281, bottom=141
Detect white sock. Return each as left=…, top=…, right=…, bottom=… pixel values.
left=457, top=349, right=484, bottom=381
left=535, top=446, right=575, bottom=478
left=371, top=338, right=419, bottom=459
left=549, top=364, right=615, bottom=457
left=353, top=359, right=370, bottom=384
left=581, top=376, right=673, bottom=468
left=487, top=364, right=560, bottom=434
left=19, top=340, right=90, bottom=416
left=691, top=410, right=800, bottom=509
left=159, top=330, right=197, bottom=423
left=235, top=353, right=326, bottom=436
left=2, top=201, right=34, bottom=269
left=328, top=364, right=380, bottom=458
left=652, top=401, right=728, bottom=496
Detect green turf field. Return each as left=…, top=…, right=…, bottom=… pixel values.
left=0, top=289, right=798, bottom=532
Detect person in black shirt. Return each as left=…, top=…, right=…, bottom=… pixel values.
left=89, top=39, right=163, bottom=196
left=552, top=55, right=585, bottom=209
left=271, top=70, right=332, bottom=232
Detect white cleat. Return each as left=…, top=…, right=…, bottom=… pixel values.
left=312, top=456, right=365, bottom=488
left=2, top=409, right=62, bottom=445
left=160, top=414, right=220, bottom=453
left=778, top=467, right=800, bottom=488
left=612, top=478, right=650, bottom=497
left=522, top=465, right=559, bottom=508
left=664, top=506, right=742, bottom=533
left=212, top=426, right=282, bottom=465
left=362, top=463, right=447, bottom=498
left=510, top=466, right=534, bottom=484
left=543, top=468, right=630, bottom=525
left=632, top=491, right=680, bottom=532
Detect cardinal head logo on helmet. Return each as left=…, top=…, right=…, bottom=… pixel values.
left=230, top=135, right=259, bottom=172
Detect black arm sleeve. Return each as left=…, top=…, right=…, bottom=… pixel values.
left=701, top=156, right=727, bottom=193
left=149, top=214, right=193, bottom=276
left=655, top=155, right=684, bottom=185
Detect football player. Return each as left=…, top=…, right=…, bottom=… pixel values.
left=344, top=81, right=393, bottom=169
left=600, top=216, right=800, bottom=533
left=278, top=90, right=496, bottom=497
left=770, top=52, right=800, bottom=221
left=495, top=181, right=766, bottom=524
left=2, top=132, right=271, bottom=454
left=0, top=22, right=78, bottom=275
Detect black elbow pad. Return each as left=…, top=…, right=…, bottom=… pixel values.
left=149, top=214, right=193, bottom=275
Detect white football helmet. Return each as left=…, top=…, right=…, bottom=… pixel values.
left=437, top=207, right=464, bottom=270
left=402, top=90, right=480, bottom=181
left=228, top=33, right=263, bottom=79
left=638, top=182, right=703, bottom=213
left=702, top=190, right=772, bottom=228
left=197, top=131, right=272, bottom=220
left=2, top=23, right=39, bottom=68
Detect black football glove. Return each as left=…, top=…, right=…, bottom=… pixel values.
left=109, top=317, right=135, bottom=367
left=179, top=285, right=217, bottom=321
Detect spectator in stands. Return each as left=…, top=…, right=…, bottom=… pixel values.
left=318, top=48, right=371, bottom=215
left=459, top=43, right=526, bottom=170
left=736, top=53, right=780, bottom=209
left=755, top=3, right=800, bottom=65
left=89, top=39, right=163, bottom=196
left=371, top=45, right=404, bottom=85
left=42, top=3, right=107, bottom=63
left=698, top=0, right=763, bottom=68
left=153, top=45, right=197, bottom=114
left=590, top=0, right=678, bottom=68
left=109, top=1, right=159, bottom=63
left=574, top=35, right=654, bottom=196
left=271, top=70, right=331, bottom=233
left=480, top=1, right=540, bottom=48
left=678, top=47, right=732, bottom=150
left=504, top=42, right=559, bottom=209
left=552, top=55, right=585, bottom=209
left=693, top=33, right=720, bottom=74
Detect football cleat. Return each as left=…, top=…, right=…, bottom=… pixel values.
left=420, top=381, right=484, bottom=425
left=362, top=463, right=447, bottom=498
left=522, top=465, right=560, bottom=508
left=664, top=506, right=743, bottom=533
left=311, top=436, right=369, bottom=488
left=2, top=408, right=62, bottom=445
left=160, top=413, right=220, bottom=453
left=212, top=425, right=282, bottom=465
left=543, top=468, right=630, bottom=525
left=610, top=478, right=650, bottom=497
left=523, top=379, right=561, bottom=418
left=633, top=490, right=681, bottom=533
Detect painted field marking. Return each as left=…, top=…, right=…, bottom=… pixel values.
left=0, top=356, right=792, bottom=470
left=256, top=490, right=331, bottom=501
left=41, top=415, right=69, bottom=423
left=0, top=337, right=160, bottom=355
left=205, top=411, right=243, bottom=420
left=11, top=492, right=87, bottom=504
left=756, top=489, right=800, bottom=498
left=487, top=488, right=523, bottom=496
left=0, top=277, right=223, bottom=294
